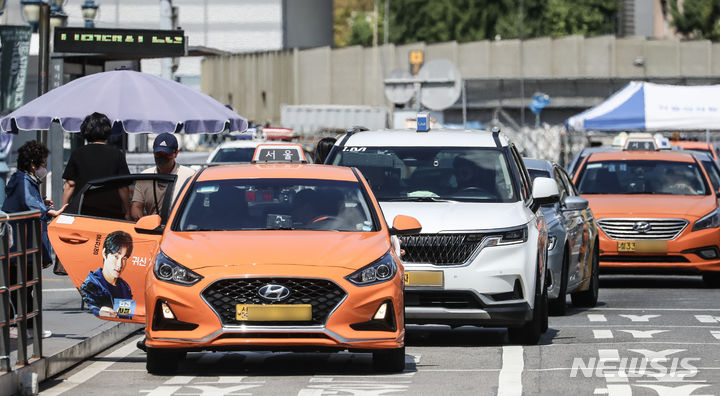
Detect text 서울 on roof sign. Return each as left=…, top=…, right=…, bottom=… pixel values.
left=53, top=27, right=186, bottom=57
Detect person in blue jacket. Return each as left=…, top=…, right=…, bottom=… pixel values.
left=2, top=140, right=68, bottom=266
left=80, top=230, right=133, bottom=318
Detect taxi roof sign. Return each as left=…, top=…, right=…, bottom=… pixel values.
left=252, top=143, right=307, bottom=164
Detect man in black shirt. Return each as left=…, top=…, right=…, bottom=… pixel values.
left=62, top=112, right=131, bottom=220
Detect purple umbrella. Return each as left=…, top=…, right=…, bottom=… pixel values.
left=0, top=69, right=247, bottom=134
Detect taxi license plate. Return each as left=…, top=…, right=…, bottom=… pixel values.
left=236, top=304, right=312, bottom=321
left=404, top=271, right=444, bottom=287
left=617, top=240, right=667, bottom=253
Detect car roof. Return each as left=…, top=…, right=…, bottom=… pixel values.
left=212, top=140, right=267, bottom=149
left=670, top=141, right=713, bottom=149
left=523, top=158, right=554, bottom=173
left=338, top=129, right=509, bottom=148
left=587, top=150, right=697, bottom=162
left=196, top=163, right=359, bottom=182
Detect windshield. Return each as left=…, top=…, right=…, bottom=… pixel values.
left=210, top=147, right=255, bottom=163
left=176, top=179, right=377, bottom=231
left=331, top=147, right=517, bottom=202
left=700, top=159, right=720, bottom=190
left=528, top=168, right=551, bottom=180
left=577, top=160, right=709, bottom=196
left=686, top=148, right=713, bottom=157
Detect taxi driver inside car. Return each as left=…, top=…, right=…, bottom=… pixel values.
left=48, top=143, right=421, bottom=374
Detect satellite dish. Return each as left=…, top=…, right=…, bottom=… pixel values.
left=384, top=69, right=415, bottom=104
left=418, top=59, right=462, bottom=111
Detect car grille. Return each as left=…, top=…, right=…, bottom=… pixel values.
left=597, top=218, right=688, bottom=240
left=401, top=233, right=488, bottom=265
left=405, top=290, right=483, bottom=309
left=202, top=278, right=346, bottom=326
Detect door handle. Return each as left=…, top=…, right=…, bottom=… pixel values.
left=58, top=234, right=89, bottom=244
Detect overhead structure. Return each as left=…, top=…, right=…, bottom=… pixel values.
left=383, top=58, right=462, bottom=111
left=566, top=81, right=720, bottom=132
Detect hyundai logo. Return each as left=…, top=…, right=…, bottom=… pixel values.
left=258, top=284, right=290, bottom=301
left=633, top=221, right=652, bottom=233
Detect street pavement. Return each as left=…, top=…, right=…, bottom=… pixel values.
left=35, top=274, right=720, bottom=395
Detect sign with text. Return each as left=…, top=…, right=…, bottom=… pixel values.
left=0, top=25, right=32, bottom=113
left=53, top=27, right=186, bottom=57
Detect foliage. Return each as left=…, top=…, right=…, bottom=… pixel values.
left=669, top=0, right=720, bottom=41
left=335, top=0, right=617, bottom=47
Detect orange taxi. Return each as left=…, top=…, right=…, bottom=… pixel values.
left=573, top=149, right=720, bottom=286
left=48, top=144, right=420, bottom=374
left=670, top=140, right=719, bottom=162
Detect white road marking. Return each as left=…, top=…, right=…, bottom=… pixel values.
left=588, top=314, right=607, bottom=322
left=41, top=336, right=144, bottom=396
left=557, top=325, right=720, bottom=329
left=634, top=384, right=712, bottom=396
left=695, top=315, right=720, bottom=323
left=595, top=349, right=632, bottom=396
left=619, top=314, right=659, bottom=322
left=711, top=330, right=720, bottom=340
left=594, top=330, right=614, bottom=339
left=497, top=345, right=523, bottom=396
left=618, top=330, right=668, bottom=339
left=164, top=376, right=194, bottom=385
left=628, top=349, right=685, bottom=360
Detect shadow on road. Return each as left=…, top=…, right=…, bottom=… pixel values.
left=599, top=274, right=707, bottom=289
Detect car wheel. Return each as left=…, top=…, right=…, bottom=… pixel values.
left=703, top=272, right=720, bottom=288
left=146, top=347, right=185, bottom=375
left=571, top=243, right=599, bottom=308
left=372, top=346, right=406, bottom=373
left=549, top=248, right=569, bottom=316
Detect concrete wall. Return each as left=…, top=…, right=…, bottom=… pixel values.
left=202, top=36, right=720, bottom=125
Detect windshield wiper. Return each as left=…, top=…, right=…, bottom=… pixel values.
left=387, top=197, right=456, bottom=202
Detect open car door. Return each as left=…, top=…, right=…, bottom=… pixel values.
left=48, top=173, right=178, bottom=324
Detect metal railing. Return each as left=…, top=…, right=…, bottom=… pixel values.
left=0, top=210, right=44, bottom=372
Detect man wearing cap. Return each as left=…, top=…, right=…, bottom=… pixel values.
left=130, top=133, right=195, bottom=221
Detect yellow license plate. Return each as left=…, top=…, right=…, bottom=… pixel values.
left=236, top=304, right=312, bottom=321
left=404, top=271, right=444, bottom=286
left=617, top=240, right=667, bottom=253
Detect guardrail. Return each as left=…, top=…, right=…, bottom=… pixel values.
left=0, top=210, right=44, bottom=372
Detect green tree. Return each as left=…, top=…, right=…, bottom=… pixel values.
left=669, top=0, right=720, bottom=41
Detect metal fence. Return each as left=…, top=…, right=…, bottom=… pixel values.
left=0, top=210, right=44, bottom=372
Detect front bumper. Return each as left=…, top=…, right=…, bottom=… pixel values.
left=144, top=265, right=404, bottom=352
left=598, top=226, right=720, bottom=273
left=402, top=238, right=538, bottom=327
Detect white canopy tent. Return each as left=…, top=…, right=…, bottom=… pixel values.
left=566, top=81, right=720, bottom=132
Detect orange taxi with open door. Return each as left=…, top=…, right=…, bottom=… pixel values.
left=48, top=144, right=420, bottom=374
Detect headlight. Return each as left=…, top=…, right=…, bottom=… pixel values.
left=547, top=234, right=557, bottom=251
left=484, top=225, right=529, bottom=247
left=693, top=209, right=720, bottom=231
left=346, top=251, right=397, bottom=286
left=153, top=251, right=203, bottom=286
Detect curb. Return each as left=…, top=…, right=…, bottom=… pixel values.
left=0, top=322, right=143, bottom=396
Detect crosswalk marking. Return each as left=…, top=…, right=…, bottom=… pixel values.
left=619, top=314, right=659, bottom=322
left=588, top=314, right=607, bottom=322
left=594, top=330, right=614, bottom=339
left=711, top=330, right=720, bottom=340
left=695, top=315, right=720, bottom=323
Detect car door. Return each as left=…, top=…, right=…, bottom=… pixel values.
left=48, top=173, right=178, bottom=324
left=556, top=166, right=589, bottom=289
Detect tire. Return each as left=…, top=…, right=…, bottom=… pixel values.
left=571, top=243, right=599, bottom=308
left=146, top=347, right=185, bottom=375
left=703, top=272, right=720, bottom=288
left=549, top=249, right=569, bottom=316
left=372, top=346, right=405, bottom=373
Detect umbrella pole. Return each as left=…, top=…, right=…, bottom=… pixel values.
left=37, top=4, right=50, bottom=198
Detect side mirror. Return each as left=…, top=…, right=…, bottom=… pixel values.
left=135, top=214, right=163, bottom=234
left=563, top=196, right=589, bottom=211
left=531, top=177, right=560, bottom=211
left=389, top=215, right=422, bottom=235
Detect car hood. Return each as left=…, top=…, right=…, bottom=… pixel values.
left=160, top=231, right=390, bottom=271
left=582, top=194, right=716, bottom=219
left=379, top=201, right=531, bottom=232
